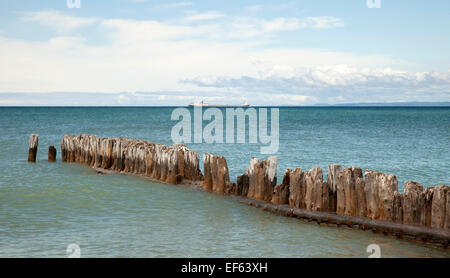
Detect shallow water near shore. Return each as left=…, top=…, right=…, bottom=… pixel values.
left=0, top=107, right=449, bottom=257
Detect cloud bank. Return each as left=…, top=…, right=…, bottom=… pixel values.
left=0, top=9, right=448, bottom=105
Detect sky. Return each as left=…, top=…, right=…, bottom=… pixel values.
left=0, top=0, right=449, bottom=106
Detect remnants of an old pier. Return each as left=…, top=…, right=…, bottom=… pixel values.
left=60, top=134, right=450, bottom=246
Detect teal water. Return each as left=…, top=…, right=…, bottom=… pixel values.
left=0, top=107, right=449, bottom=257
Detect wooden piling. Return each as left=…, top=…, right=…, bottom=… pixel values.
left=27, top=134, right=39, bottom=162
left=48, top=146, right=57, bottom=162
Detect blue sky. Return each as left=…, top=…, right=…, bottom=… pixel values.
left=0, top=0, right=449, bottom=105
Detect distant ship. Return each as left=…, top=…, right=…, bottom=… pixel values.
left=188, top=100, right=250, bottom=107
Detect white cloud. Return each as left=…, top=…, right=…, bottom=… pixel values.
left=22, top=10, right=98, bottom=33
left=1, top=11, right=448, bottom=105
left=101, top=19, right=197, bottom=43
left=155, top=2, right=193, bottom=9
left=183, top=11, right=225, bottom=22
left=262, top=18, right=304, bottom=32
left=244, top=2, right=301, bottom=14
left=218, top=16, right=343, bottom=39
left=183, top=65, right=450, bottom=103
left=302, top=16, right=345, bottom=29
left=262, top=16, right=343, bottom=32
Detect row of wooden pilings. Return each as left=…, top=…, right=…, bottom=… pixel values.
left=204, top=154, right=450, bottom=231
left=27, top=134, right=57, bottom=162
left=203, top=154, right=450, bottom=245
left=29, top=133, right=450, bottom=246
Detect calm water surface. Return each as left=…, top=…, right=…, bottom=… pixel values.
left=0, top=107, right=449, bottom=257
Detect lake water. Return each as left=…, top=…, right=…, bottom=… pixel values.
left=0, top=107, right=449, bottom=257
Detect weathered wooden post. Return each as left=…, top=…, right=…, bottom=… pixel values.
left=48, top=146, right=57, bottom=162
left=28, top=134, right=39, bottom=162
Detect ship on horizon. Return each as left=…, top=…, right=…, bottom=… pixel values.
left=188, top=100, right=250, bottom=107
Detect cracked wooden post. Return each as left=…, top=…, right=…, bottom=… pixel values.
left=327, top=164, right=341, bottom=213
left=48, top=146, right=57, bottom=162
left=305, top=166, right=324, bottom=211
left=28, top=134, right=39, bottom=162
left=202, top=153, right=230, bottom=194
left=341, top=167, right=362, bottom=217
left=431, top=185, right=448, bottom=229
left=271, top=169, right=290, bottom=205
left=355, top=177, right=367, bottom=218
left=403, top=181, right=423, bottom=225
left=246, top=156, right=277, bottom=202
left=288, top=168, right=306, bottom=209
left=419, top=186, right=434, bottom=226
left=236, top=173, right=250, bottom=197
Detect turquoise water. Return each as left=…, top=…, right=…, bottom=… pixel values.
left=0, top=107, right=449, bottom=257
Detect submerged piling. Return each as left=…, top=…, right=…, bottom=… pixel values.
left=48, top=146, right=57, bottom=162
left=27, top=134, right=39, bottom=162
